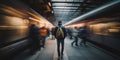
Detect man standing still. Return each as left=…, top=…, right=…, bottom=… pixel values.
left=53, top=21, right=67, bottom=59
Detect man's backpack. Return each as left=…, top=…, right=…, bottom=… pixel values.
left=56, top=27, right=64, bottom=39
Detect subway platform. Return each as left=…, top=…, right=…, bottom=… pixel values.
left=13, top=37, right=120, bottom=60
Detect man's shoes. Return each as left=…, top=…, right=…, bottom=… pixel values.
left=61, top=53, right=64, bottom=56
left=58, top=55, right=62, bottom=60
left=61, top=55, right=63, bottom=59
left=57, top=57, right=60, bottom=60
left=42, top=46, right=45, bottom=48
left=41, top=45, right=45, bottom=48
left=61, top=53, right=64, bottom=58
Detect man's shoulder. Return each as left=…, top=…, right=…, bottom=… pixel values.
left=54, top=26, right=66, bottom=29
left=54, top=27, right=58, bottom=29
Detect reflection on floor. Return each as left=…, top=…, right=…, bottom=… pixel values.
left=13, top=37, right=119, bottom=60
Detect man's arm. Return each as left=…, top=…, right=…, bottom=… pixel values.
left=63, top=27, right=67, bottom=37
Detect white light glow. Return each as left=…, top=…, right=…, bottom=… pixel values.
left=52, top=3, right=80, bottom=7
left=53, top=7, right=78, bottom=9
left=52, top=11, right=53, bottom=13
left=48, top=2, right=51, bottom=7
left=52, top=0, right=84, bottom=2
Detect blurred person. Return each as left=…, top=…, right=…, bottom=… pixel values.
left=71, top=27, right=79, bottom=46
left=79, top=25, right=88, bottom=46
left=67, top=28, right=73, bottom=39
left=52, top=21, right=67, bottom=59
left=50, top=27, right=55, bottom=40
left=40, top=26, right=50, bottom=48
left=28, top=24, right=40, bottom=54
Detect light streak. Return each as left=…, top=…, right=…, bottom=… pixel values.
left=64, top=0, right=120, bottom=26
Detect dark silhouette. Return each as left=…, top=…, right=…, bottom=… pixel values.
left=67, top=28, right=73, bottom=39
left=79, top=25, right=88, bottom=46
left=28, top=24, right=40, bottom=54
left=52, top=21, right=67, bottom=59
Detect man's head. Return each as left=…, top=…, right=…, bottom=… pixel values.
left=58, top=21, right=62, bottom=27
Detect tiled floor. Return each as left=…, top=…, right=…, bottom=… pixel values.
left=13, top=37, right=119, bottom=60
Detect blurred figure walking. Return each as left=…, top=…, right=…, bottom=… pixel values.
left=79, top=25, right=88, bottom=46
left=28, top=24, right=40, bottom=54
left=71, top=27, right=79, bottom=46
left=40, top=26, right=50, bottom=48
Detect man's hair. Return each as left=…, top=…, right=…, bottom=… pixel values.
left=58, top=21, right=62, bottom=26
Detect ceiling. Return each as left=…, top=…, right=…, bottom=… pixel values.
left=21, top=0, right=119, bottom=24
left=1, top=0, right=120, bottom=25
left=50, top=0, right=114, bottom=24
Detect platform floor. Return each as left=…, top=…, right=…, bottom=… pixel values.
left=13, top=37, right=119, bottom=60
